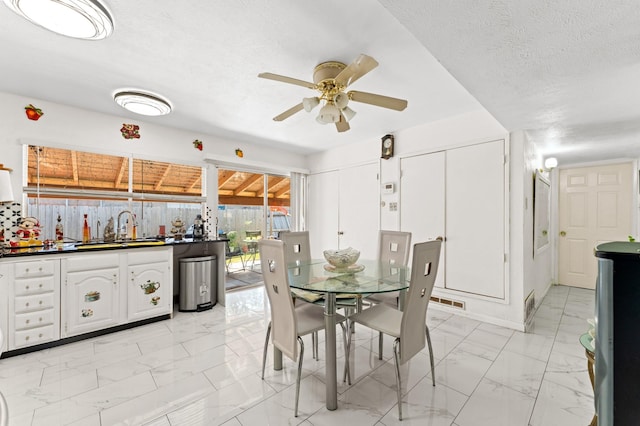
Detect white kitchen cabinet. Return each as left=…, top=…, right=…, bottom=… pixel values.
left=127, top=249, right=172, bottom=322
left=400, top=140, right=506, bottom=299
left=7, top=258, right=60, bottom=350
left=61, top=253, right=120, bottom=337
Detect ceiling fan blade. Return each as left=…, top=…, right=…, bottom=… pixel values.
left=258, top=72, right=316, bottom=89
left=348, top=90, right=408, bottom=111
left=335, top=112, right=350, bottom=132
left=273, top=103, right=304, bottom=121
left=334, top=54, right=379, bottom=87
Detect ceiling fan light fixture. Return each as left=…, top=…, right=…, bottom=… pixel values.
left=341, top=106, right=356, bottom=122
left=302, top=96, right=320, bottom=112
left=114, top=90, right=172, bottom=116
left=317, top=102, right=340, bottom=124
left=333, top=92, right=349, bottom=109
left=3, top=0, right=114, bottom=40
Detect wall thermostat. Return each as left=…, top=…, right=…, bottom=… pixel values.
left=383, top=182, right=395, bottom=194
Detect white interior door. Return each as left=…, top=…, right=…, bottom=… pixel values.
left=338, top=163, right=379, bottom=260
left=558, top=162, right=633, bottom=289
left=308, top=170, right=339, bottom=258
left=446, top=140, right=505, bottom=298
left=400, top=151, right=446, bottom=287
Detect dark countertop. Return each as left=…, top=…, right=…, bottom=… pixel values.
left=1, top=238, right=229, bottom=259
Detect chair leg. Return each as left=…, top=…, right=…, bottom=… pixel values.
left=379, top=331, right=384, bottom=360
left=261, top=322, right=271, bottom=380
left=393, top=338, right=403, bottom=421
left=339, top=322, right=351, bottom=385
left=344, top=319, right=352, bottom=384
left=313, top=331, right=319, bottom=360
left=426, top=325, right=435, bottom=386
left=295, top=336, right=304, bottom=417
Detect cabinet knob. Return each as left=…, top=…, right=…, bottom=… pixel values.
left=39, top=317, right=42, bottom=322
left=39, top=283, right=43, bottom=288
left=38, top=333, right=43, bottom=338
left=25, top=268, right=29, bottom=272
left=25, top=285, right=30, bottom=290
left=39, top=300, right=43, bottom=305
left=25, top=302, right=29, bottom=307
left=25, top=336, right=30, bottom=341
left=26, top=319, right=30, bottom=324
left=560, top=231, right=566, bottom=237
left=38, top=267, right=42, bottom=271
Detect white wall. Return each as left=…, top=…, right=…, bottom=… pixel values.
left=510, top=131, right=554, bottom=325
left=0, top=91, right=307, bottom=202
left=307, top=108, right=546, bottom=330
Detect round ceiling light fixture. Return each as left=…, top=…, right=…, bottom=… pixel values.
left=3, top=0, right=114, bottom=40
left=114, top=90, right=172, bottom=116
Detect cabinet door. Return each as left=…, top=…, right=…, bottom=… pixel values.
left=400, top=152, right=446, bottom=288
left=63, top=268, right=120, bottom=337
left=128, top=262, right=171, bottom=322
left=308, top=170, right=339, bottom=258
left=338, top=163, right=379, bottom=260
left=445, top=140, right=505, bottom=298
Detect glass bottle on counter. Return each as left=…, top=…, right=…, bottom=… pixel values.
left=82, top=213, right=90, bottom=243
left=55, top=214, right=64, bottom=242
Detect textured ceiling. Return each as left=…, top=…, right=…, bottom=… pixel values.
left=380, top=0, right=640, bottom=165
left=1, top=1, right=639, bottom=165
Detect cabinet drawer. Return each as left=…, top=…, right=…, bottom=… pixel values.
left=14, top=276, right=56, bottom=296
left=128, top=248, right=170, bottom=265
left=14, top=292, right=55, bottom=313
left=14, top=260, right=55, bottom=278
left=13, top=325, right=56, bottom=349
left=65, top=253, right=120, bottom=272
left=14, top=308, right=55, bottom=331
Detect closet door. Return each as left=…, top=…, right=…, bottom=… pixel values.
left=338, top=163, right=379, bottom=260
left=400, top=152, right=446, bottom=288
left=308, top=171, right=339, bottom=258
left=446, top=140, right=505, bottom=298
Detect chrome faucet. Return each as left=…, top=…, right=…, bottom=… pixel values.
left=116, top=210, right=134, bottom=240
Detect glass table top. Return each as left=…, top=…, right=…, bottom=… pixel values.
left=287, top=259, right=410, bottom=294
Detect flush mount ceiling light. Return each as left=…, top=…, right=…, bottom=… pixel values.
left=113, top=91, right=172, bottom=116
left=3, top=0, right=114, bottom=40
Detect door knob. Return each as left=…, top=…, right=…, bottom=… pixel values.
left=560, top=231, right=566, bottom=237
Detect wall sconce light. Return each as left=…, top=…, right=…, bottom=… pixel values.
left=544, top=157, right=558, bottom=170
left=0, top=164, right=14, bottom=203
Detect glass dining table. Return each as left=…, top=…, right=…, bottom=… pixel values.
left=281, top=259, right=410, bottom=411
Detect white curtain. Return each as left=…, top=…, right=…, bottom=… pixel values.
left=289, top=172, right=307, bottom=231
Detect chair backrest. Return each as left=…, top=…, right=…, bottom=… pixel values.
left=246, top=230, right=262, bottom=239
left=259, top=239, right=299, bottom=361
left=399, top=240, right=442, bottom=364
left=378, top=230, right=412, bottom=267
left=280, top=231, right=311, bottom=265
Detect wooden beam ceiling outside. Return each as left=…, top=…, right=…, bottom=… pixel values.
left=25, top=146, right=291, bottom=206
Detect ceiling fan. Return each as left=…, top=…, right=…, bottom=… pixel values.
left=258, top=54, right=408, bottom=133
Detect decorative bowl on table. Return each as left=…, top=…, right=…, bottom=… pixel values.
left=323, top=247, right=360, bottom=269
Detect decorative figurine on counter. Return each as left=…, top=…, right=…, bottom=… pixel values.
left=193, top=214, right=204, bottom=239
left=171, top=217, right=186, bottom=241
left=103, top=217, right=116, bottom=242
left=13, top=216, right=43, bottom=247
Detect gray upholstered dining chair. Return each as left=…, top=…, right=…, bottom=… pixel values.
left=259, top=239, right=349, bottom=417
left=346, top=240, right=441, bottom=421
left=280, top=231, right=320, bottom=359
left=366, top=230, right=412, bottom=308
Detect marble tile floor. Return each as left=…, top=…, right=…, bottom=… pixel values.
left=0, top=285, right=596, bottom=425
